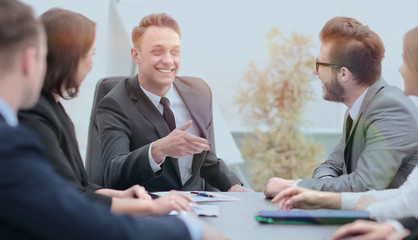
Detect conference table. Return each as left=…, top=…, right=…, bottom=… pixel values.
left=199, top=192, right=340, bottom=240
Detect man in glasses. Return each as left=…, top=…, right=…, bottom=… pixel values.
left=265, top=16, right=418, bottom=198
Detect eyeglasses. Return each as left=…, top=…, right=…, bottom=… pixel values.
left=315, top=59, right=343, bottom=72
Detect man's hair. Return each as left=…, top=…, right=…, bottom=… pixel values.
left=0, top=0, right=43, bottom=71
left=404, top=26, right=418, bottom=77
left=40, top=8, right=95, bottom=99
left=132, top=13, right=181, bottom=49
left=320, top=17, right=385, bottom=86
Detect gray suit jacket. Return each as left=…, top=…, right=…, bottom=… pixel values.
left=298, top=79, right=418, bottom=192
left=96, top=75, right=240, bottom=191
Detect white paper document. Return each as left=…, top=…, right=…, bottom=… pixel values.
left=152, top=191, right=242, bottom=202
left=169, top=204, right=220, bottom=217
left=192, top=204, right=219, bottom=217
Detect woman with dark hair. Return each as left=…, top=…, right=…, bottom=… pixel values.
left=18, top=8, right=193, bottom=215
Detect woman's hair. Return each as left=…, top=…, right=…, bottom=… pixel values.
left=40, top=8, right=95, bottom=99
left=404, top=26, right=418, bottom=77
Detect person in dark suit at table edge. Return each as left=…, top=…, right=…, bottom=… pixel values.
left=265, top=16, right=418, bottom=197
left=0, top=1, right=226, bottom=239
left=96, top=13, right=252, bottom=192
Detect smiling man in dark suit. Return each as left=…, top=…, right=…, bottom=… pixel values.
left=96, top=13, right=251, bottom=192
left=0, top=1, right=226, bottom=239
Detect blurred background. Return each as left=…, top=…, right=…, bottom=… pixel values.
left=23, top=0, right=418, bottom=187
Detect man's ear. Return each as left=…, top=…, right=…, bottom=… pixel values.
left=21, top=46, right=37, bottom=77
left=339, top=67, right=352, bottom=83
left=131, top=47, right=140, bottom=64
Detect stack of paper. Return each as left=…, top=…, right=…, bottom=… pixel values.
left=152, top=191, right=241, bottom=202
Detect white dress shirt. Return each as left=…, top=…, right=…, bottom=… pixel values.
left=140, top=84, right=200, bottom=185
left=348, top=87, right=369, bottom=120
left=0, top=98, right=17, bottom=127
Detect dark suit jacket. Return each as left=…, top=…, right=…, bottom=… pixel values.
left=399, top=217, right=418, bottom=240
left=96, top=75, right=240, bottom=191
left=299, top=79, right=418, bottom=191
left=0, top=117, right=191, bottom=240
left=18, top=92, right=111, bottom=207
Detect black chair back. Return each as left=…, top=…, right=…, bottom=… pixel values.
left=85, top=77, right=127, bottom=186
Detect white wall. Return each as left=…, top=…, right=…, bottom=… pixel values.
left=114, top=0, right=418, bottom=132
left=22, top=0, right=418, bottom=161
left=22, top=0, right=111, bottom=158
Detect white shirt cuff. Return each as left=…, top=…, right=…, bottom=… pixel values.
left=385, top=219, right=405, bottom=234
left=340, top=192, right=362, bottom=210
left=294, top=179, right=302, bottom=186
left=177, top=212, right=202, bottom=240
left=148, top=142, right=164, bottom=172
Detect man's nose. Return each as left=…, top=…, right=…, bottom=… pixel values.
left=161, top=52, right=174, bottom=65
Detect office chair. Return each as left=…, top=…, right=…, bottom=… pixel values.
left=85, top=76, right=127, bottom=186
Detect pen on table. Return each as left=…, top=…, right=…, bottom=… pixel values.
left=190, top=191, right=216, bottom=198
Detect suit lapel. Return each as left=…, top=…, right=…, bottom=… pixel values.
left=357, top=79, right=386, bottom=120
left=126, top=76, right=181, bottom=181
left=174, top=77, right=210, bottom=177
left=346, top=78, right=386, bottom=142
left=127, top=76, right=171, bottom=138
left=174, top=78, right=208, bottom=139
left=344, top=78, right=386, bottom=173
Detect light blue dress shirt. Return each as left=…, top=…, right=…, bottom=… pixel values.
left=0, top=98, right=18, bottom=127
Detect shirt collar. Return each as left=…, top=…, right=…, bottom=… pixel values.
left=0, top=98, right=18, bottom=127
left=140, top=84, right=174, bottom=108
left=349, top=87, right=369, bottom=120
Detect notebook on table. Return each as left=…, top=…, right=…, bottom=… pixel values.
left=255, top=209, right=371, bottom=225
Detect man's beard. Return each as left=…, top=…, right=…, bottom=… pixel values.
left=323, top=73, right=345, bottom=102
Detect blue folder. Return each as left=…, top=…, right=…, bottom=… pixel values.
left=255, top=209, right=371, bottom=225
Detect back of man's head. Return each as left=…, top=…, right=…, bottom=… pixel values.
left=0, top=0, right=42, bottom=73
left=132, top=13, right=181, bottom=49
left=320, top=17, right=385, bottom=86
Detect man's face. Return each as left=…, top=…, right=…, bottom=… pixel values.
left=314, top=43, right=345, bottom=102
left=135, top=26, right=180, bottom=93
